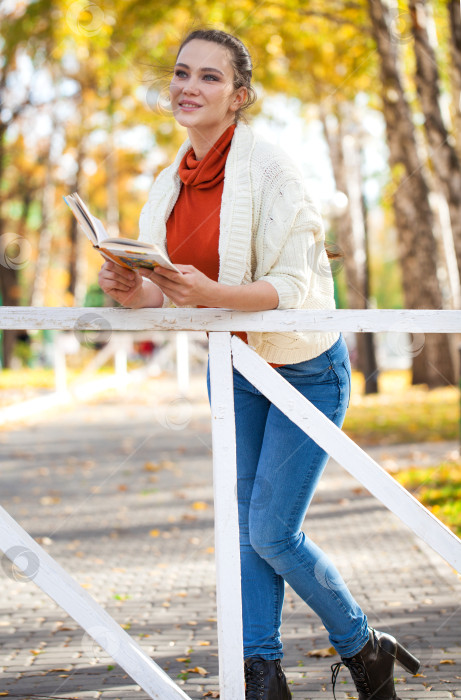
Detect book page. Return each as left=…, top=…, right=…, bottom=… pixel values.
left=104, top=237, right=158, bottom=249
left=63, top=195, right=97, bottom=245
left=91, top=216, right=109, bottom=243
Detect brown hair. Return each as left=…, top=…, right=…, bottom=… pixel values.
left=173, top=28, right=257, bottom=123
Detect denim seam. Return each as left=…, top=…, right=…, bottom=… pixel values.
left=342, top=359, right=351, bottom=408
left=272, top=569, right=282, bottom=650
left=324, top=350, right=343, bottom=425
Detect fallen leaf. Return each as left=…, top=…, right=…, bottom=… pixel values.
left=198, top=641, right=211, bottom=646
left=144, top=461, right=161, bottom=472
left=203, top=693, right=219, bottom=698
left=176, top=657, right=190, bottom=663
left=190, top=666, right=208, bottom=676
left=40, top=496, right=60, bottom=505
left=149, top=529, right=160, bottom=537
left=35, top=536, right=53, bottom=545
left=440, top=659, right=455, bottom=664
left=192, top=501, right=209, bottom=510
left=306, top=646, right=337, bottom=658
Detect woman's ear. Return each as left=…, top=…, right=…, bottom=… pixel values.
left=230, top=86, right=248, bottom=112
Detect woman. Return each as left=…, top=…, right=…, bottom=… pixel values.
left=98, top=28, right=420, bottom=700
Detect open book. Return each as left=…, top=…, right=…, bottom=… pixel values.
left=63, top=192, right=180, bottom=273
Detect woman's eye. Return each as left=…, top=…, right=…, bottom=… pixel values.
left=173, top=70, right=218, bottom=81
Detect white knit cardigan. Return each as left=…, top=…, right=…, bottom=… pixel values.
left=138, top=121, right=340, bottom=365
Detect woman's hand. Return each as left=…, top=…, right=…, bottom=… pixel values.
left=147, top=264, right=217, bottom=307
left=98, top=260, right=144, bottom=307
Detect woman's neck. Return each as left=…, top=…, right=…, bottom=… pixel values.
left=187, top=120, right=236, bottom=160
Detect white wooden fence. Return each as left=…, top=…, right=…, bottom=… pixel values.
left=1, top=307, right=460, bottom=700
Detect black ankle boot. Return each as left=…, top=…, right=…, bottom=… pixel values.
left=331, top=627, right=420, bottom=700
left=244, top=657, right=292, bottom=700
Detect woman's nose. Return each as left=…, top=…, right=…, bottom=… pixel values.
left=183, top=77, right=200, bottom=93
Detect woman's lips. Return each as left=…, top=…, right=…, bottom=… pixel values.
left=179, top=102, right=202, bottom=111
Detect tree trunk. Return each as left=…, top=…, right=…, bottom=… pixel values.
left=321, top=111, right=379, bottom=393
left=67, top=137, right=87, bottom=306
left=106, top=100, right=119, bottom=238
left=0, top=86, right=13, bottom=365
left=31, top=136, right=55, bottom=307
left=409, top=0, right=461, bottom=281
left=0, top=187, right=32, bottom=367
left=361, top=183, right=379, bottom=393
left=0, top=118, right=19, bottom=367
left=367, top=0, right=454, bottom=387
left=448, top=0, right=461, bottom=160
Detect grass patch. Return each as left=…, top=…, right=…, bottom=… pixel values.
left=395, top=461, right=461, bottom=536
left=0, top=368, right=458, bottom=446
left=343, top=370, right=458, bottom=445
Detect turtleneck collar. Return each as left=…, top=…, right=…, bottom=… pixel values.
left=178, top=123, right=237, bottom=190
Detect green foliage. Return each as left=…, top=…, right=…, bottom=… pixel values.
left=84, top=283, right=105, bottom=307
left=395, top=461, right=461, bottom=536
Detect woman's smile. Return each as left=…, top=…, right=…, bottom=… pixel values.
left=179, top=100, right=203, bottom=111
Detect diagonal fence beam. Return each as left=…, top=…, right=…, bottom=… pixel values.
left=0, top=506, right=192, bottom=700
left=208, top=332, right=245, bottom=700
left=231, top=336, right=461, bottom=573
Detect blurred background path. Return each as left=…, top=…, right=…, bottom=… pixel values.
left=0, top=375, right=460, bottom=699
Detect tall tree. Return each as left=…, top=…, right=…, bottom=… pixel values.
left=0, top=0, right=52, bottom=365
left=321, top=107, right=378, bottom=393
left=367, top=0, right=454, bottom=387
left=409, top=0, right=461, bottom=282
left=448, top=0, right=461, bottom=159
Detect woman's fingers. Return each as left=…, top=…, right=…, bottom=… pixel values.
left=99, top=262, right=140, bottom=292
left=150, top=265, right=186, bottom=281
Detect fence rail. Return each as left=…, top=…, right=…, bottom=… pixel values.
left=1, top=306, right=460, bottom=700
left=1, top=306, right=460, bottom=332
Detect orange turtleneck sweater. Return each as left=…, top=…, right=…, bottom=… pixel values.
left=166, top=123, right=284, bottom=366
left=166, top=123, right=235, bottom=278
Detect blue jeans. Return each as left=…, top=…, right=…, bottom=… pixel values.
left=207, top=334, right=369, bottom=660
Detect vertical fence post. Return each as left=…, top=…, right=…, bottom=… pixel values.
left=208, top=332, right=245, bottom=700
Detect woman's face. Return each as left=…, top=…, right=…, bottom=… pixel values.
left=169, top=39, right=246, bottom=133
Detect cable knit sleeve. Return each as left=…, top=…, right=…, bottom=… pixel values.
left=255, top=158, right=324, bottom=310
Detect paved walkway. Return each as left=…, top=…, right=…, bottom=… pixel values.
left=0, top=376, right=460, bottom=699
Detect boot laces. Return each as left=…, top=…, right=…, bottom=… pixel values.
left=244, top=661, right=265, bottom=699
left=331, top=659, right=371, bottom=699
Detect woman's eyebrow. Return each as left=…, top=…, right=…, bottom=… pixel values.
left=174, top=62, right=225, bottom=76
